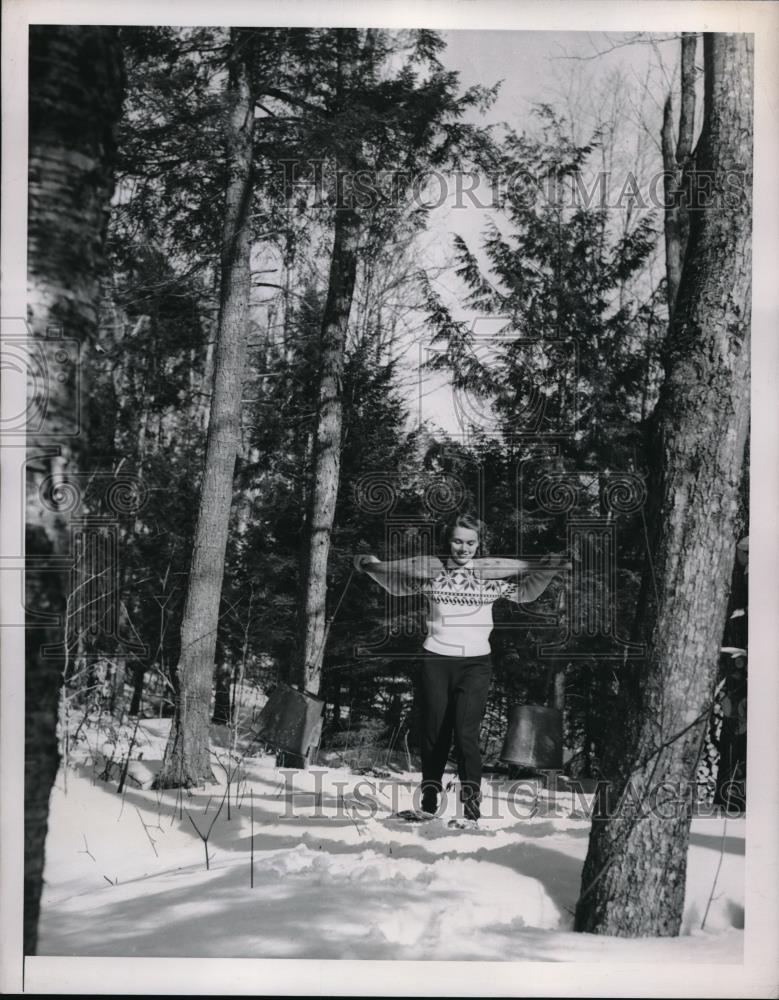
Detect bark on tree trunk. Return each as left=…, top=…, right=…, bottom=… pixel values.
left=155, top=29, right=254, bottom=788
left=574, top=33, right=752, bottom=937
left=291, top=31, right=366, bottom=702
left=24, top=25, right=124, bottom=956
left=294, top=196, right=360, bottom=696
left=662, top=33, right=697, bottom=323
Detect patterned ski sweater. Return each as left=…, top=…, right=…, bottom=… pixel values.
left=360, top=555, right=566, bottom=658
left=416, top=562, right=515, bottom=656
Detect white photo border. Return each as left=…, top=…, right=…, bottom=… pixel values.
left=2, top=1, right=777, bottom=995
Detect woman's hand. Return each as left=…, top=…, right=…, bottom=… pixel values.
left=353, top=554, right=380, bottom=573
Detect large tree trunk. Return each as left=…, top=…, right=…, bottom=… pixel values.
left=294, top=33, right=362, bottom=698
left=156, top=29, right=254, bottom=787
left=574, top=33, right=752, bottom=937
left=295, top=196, right=360, bottom=696
left=25, top=26, right=124, bottom=955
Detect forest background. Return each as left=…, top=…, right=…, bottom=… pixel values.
left=32, top=25, right=747, bottom=792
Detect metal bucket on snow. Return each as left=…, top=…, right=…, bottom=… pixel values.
left=255, top=683, right=324, bottom=760
left=500, top=704, right=563, bottom=770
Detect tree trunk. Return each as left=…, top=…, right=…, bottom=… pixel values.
left=574, top=33, right=752, bottom=937
left=212, top=661, right=233, bottom=725
left=662, top=32, right=697, bottom=323
left=552, top=668, right=566, bottom=713
left=25, top=26, right=124, bottom=955
left=294, top=196, right=360, bottom=696
left=294, top=35, right=362, bottom=699
left=156, top=29, right=254, bottom=787
left=129, top=661, right=145, bottom=716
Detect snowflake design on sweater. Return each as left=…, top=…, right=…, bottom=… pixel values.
left=413, top=566, right=517, bottom=606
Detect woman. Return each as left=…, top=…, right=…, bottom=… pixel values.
left=354, top=513, right=568, bottom=829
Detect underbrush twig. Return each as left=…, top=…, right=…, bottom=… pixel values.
left=117, top=715, right=142, bottom=795
left=135, top=806, right=160, bottom=857
left=78, top=834, right=96, bottom=862
left=701, top=817, right=728, bottom=930
left=186, top=789, right=227, bottom=870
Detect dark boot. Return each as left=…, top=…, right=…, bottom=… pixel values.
left=461, top=782, right=481, bottom=821
left=421, top=784, right=439, bottom=815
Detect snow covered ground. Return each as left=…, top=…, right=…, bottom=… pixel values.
left=37, top=718, right=745, bottom=964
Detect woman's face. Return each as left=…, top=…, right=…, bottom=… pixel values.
left=448, top=526, right=479, bottom=565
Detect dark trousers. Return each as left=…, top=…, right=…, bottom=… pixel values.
left=419, top=650, right=492, bottom=819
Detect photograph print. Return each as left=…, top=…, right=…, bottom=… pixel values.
left=3, top=3, right=777, bottom=995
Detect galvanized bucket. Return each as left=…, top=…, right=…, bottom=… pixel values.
left=255, top=683, right=324, bottom=759
left=500, top=704, right=563, bottom=770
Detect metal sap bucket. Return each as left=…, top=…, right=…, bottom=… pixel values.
left=255, top=683, right=324, bottom=759
left=500, top=704, right=563, bottom=770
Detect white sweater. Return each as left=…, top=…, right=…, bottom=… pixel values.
left=360, top=555, right=566, bottom=658
left=419, top=562, right=515, bottom=656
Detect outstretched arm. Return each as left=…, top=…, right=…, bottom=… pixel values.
left=504, top=556, right=571, bottom=604
left=353, top=554, right=444, bottom=596
left=471, top=557, right=535, bottom=579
